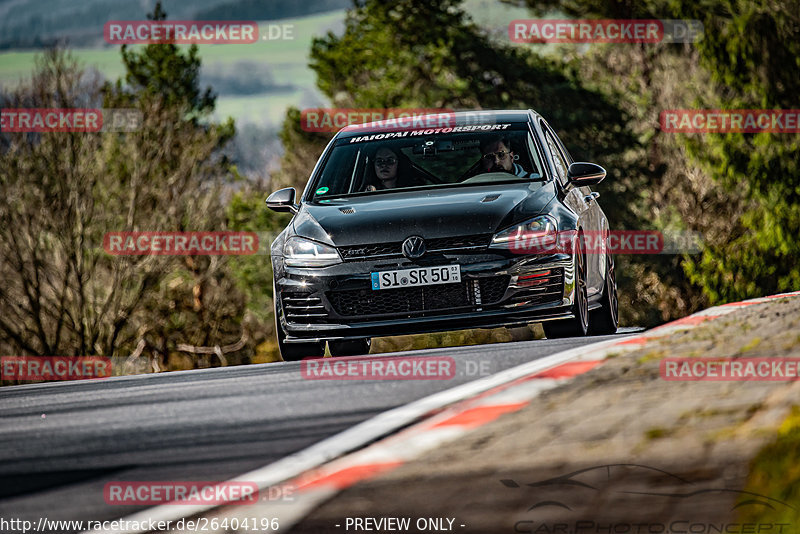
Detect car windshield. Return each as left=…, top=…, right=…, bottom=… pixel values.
left=308, top=123, right=546, bottom=201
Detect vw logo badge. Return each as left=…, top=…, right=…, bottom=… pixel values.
left=402, top=236, right=426, bottom=259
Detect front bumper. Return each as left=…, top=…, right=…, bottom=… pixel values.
left=276, top=252, right=577, bottom=342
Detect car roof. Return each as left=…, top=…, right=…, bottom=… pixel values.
left=336, top=109, right=539, bottom=138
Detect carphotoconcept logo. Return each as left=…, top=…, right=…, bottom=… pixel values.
left=1, top=356, right=111, bottom=381
left=509, top=19, right=703, bottom=44
left=504, top=463, right=795, bottom=533
left=103, top=232, right=259, bottom=256
left=301, top=355, right=456, bottom=380
left=661, top=109, right=800, bottom=133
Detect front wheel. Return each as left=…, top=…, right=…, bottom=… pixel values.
left=543, top=241, right=589, bottom=339
left=328, top=338, right=372, bottom=357
left=588, top=254, right=618, bottom=335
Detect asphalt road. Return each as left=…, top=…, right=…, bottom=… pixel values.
left=0, top=333, right=634, bottom=530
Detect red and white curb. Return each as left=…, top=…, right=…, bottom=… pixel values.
left=613, top=289, right=800, bottom=348
left=89, top=290, right=800, bottom=534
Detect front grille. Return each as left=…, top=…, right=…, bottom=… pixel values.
left=282, top=293, right=328, bottom=324
left=427, top=234, right=492, bottom=251
left=327, top=276, right=509, bottom=318
left=338, top=234, right=492, bottom=261
left=479, top=276, right=509, bottom=303
left=508, top=268, right=563, bottom=306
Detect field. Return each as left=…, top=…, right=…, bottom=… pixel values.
left=0, top=11, right=343, bottom=126
left=0, top=1, right=534, bottom=127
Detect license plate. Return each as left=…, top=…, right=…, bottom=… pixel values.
left=371, top=265, right=461, bottom=290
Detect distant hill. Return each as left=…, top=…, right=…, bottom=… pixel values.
left=195, top=0, right=350, bottom=21
left=0, top=0, right=351, bottom=49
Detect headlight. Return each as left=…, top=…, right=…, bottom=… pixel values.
left=489, top=215, right=558, bottom=251
left=284, top=237, right=341, bottom=267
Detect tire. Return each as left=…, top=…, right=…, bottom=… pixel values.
left=328, top=338, right=372, bottom=357
left=589, top=253, right=619, bottom=335
left=274, top=289, right=325, bottom=362
left=543, top=239, right=589, bottom=339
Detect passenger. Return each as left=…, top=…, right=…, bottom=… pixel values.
left=364, top=146, right=421, bottom=191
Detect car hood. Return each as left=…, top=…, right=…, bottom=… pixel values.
left=292, top=181, right=557, bottom=246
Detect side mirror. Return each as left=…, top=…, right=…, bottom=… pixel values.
left=567, top=162, right=606, bottom=186
left=266, top=187, right=299, bottom=214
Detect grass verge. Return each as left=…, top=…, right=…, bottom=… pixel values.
left=738, top=405, right=800, bottom=526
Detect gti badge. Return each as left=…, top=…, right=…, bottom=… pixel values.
left=402, top=236, right=426, bottom=259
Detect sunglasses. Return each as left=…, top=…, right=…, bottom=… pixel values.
left=375, top=157, right=398, bottom=167
left=482, top=150, right=511, bottom=162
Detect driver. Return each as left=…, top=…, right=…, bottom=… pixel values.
left=479, top=135, right=534, bottom=178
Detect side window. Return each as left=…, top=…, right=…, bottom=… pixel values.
left=546, top=124, right=574, bottom=165
left=545, top=130, right=569, bottom=184
left=525, top=133, right=545, bottom=179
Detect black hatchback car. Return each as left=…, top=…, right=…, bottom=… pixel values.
left=267, top=110, right=618, bottom=360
